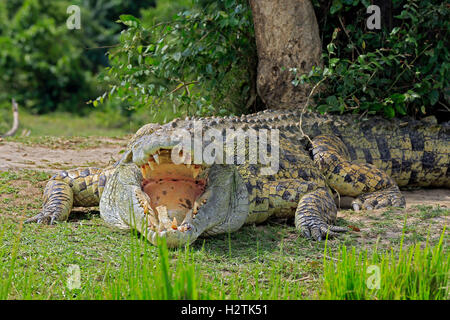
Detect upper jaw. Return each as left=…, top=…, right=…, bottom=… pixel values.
left=131, top=132, right=187, bottom=167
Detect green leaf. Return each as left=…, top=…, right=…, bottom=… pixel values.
left=390, top=93, right=405, bottom=103
left=119, top=15, right=141, bottom=27
left=329, top=58, right=340, bottom=67
left=384, top=106, right=395, bottom=118
left=326, top=95, right=339, bottom=107
left=317, top=105, right=329, bottom=114
left=429, top=90, right=439, bottom=106
left=395, top=103, right=407, bottom=115
left=330, top=0, right=343, bottom=15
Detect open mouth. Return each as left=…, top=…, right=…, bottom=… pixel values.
left=138, top=149, right=208, bottom=233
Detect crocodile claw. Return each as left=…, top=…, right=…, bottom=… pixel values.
left=297, top=215, right=347, bottom=241
left=25, top=211, right=58, bottom=225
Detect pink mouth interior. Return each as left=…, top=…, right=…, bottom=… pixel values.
left=140, top=150, right=206, bottom=223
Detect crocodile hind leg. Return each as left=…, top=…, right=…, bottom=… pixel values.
left=294, top=186, right=347, bottom=240
left=25, top=168, right=108, bottom=224
left=311, top=135, right=406, bottom=210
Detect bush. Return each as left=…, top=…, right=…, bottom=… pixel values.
left=95, top=0, right=257, bottom=119
left=100, top=0, right=448, bottom=121
left=296, top=0, right=449, bottom=119
left=0, top=0, right=155, bottom=114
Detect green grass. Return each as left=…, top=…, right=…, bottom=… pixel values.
left=0, top=221, right=311, bottom=299
left=0, top=104, right=197, bottom=139
left=0, top=217, right=448, bottom=300
left=0, top=110, right=131, bottom=138
left=320, top=228, right=449, bottom=300
left=0, top=156, right=448, bottom=300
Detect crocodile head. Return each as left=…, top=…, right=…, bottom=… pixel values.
left=100, top=121, right=249, bottom=248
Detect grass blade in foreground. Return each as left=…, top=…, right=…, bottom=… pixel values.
left=320, top=228, right=449, bottom=300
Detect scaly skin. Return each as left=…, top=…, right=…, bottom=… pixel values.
left=27, top=109, right=450, bottom=247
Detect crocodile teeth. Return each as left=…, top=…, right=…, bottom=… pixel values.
left=141, top=164, right=149, bottom=177
left=192, top=168, right=201, bottom=179
left=147, top=212, right=159, bottom=228
left=153, top=154, right=160, bottom=164
left=156, top=205, right=172, bottom=230
left=148, top=161, right=155, bottom=170
left=171, top=217, right=178, bottom=230
left=184, top=152, right=192, bottom=164
left=182, top=209, right=193, bottom=224
left=192, top=201, right=199, bottom=215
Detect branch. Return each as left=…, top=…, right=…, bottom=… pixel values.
left=298, top=77, right=327, bottom=145
left=1, top=99, right=19, bottom=138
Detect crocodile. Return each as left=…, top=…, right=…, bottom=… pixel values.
left=26, top=109, right=450, bottom=247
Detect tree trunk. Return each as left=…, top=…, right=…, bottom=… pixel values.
left=249, top=0, right=322, bottom=110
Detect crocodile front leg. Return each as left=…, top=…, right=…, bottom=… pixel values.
left=26, top=168, right=109, bottom=224
left=295, top=186, right=347, bottom=240
left=311, top=135, right=406, bottom=210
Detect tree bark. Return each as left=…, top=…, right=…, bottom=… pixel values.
left=249, top=0, right=322, bottom=110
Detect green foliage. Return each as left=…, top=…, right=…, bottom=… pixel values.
left=296, top=0, right=449, bottom=119
left=0, top=0, right=93, bottom=113
left=96, top=0, right=257, bottom=120
left=0, top=0, right=155, bottom=114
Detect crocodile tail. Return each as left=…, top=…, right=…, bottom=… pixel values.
left=324, top=116, right=450, bottom=188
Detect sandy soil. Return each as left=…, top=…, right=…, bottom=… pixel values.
left=0, top=138, right=127, bottom=172
left=0, top=139, right=448, bottom=207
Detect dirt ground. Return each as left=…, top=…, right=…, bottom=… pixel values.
left=0, top=138, right=127, bottom=172
left=1, top=139, right=449, bottom=208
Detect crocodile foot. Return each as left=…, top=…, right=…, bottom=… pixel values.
left=297, top=214, right=348, bottom=241
left=352, top=186, right=406, bottom=211
left=25, top=209, right=61, bottom=225
left=295, top=187, right=348, bottom=241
